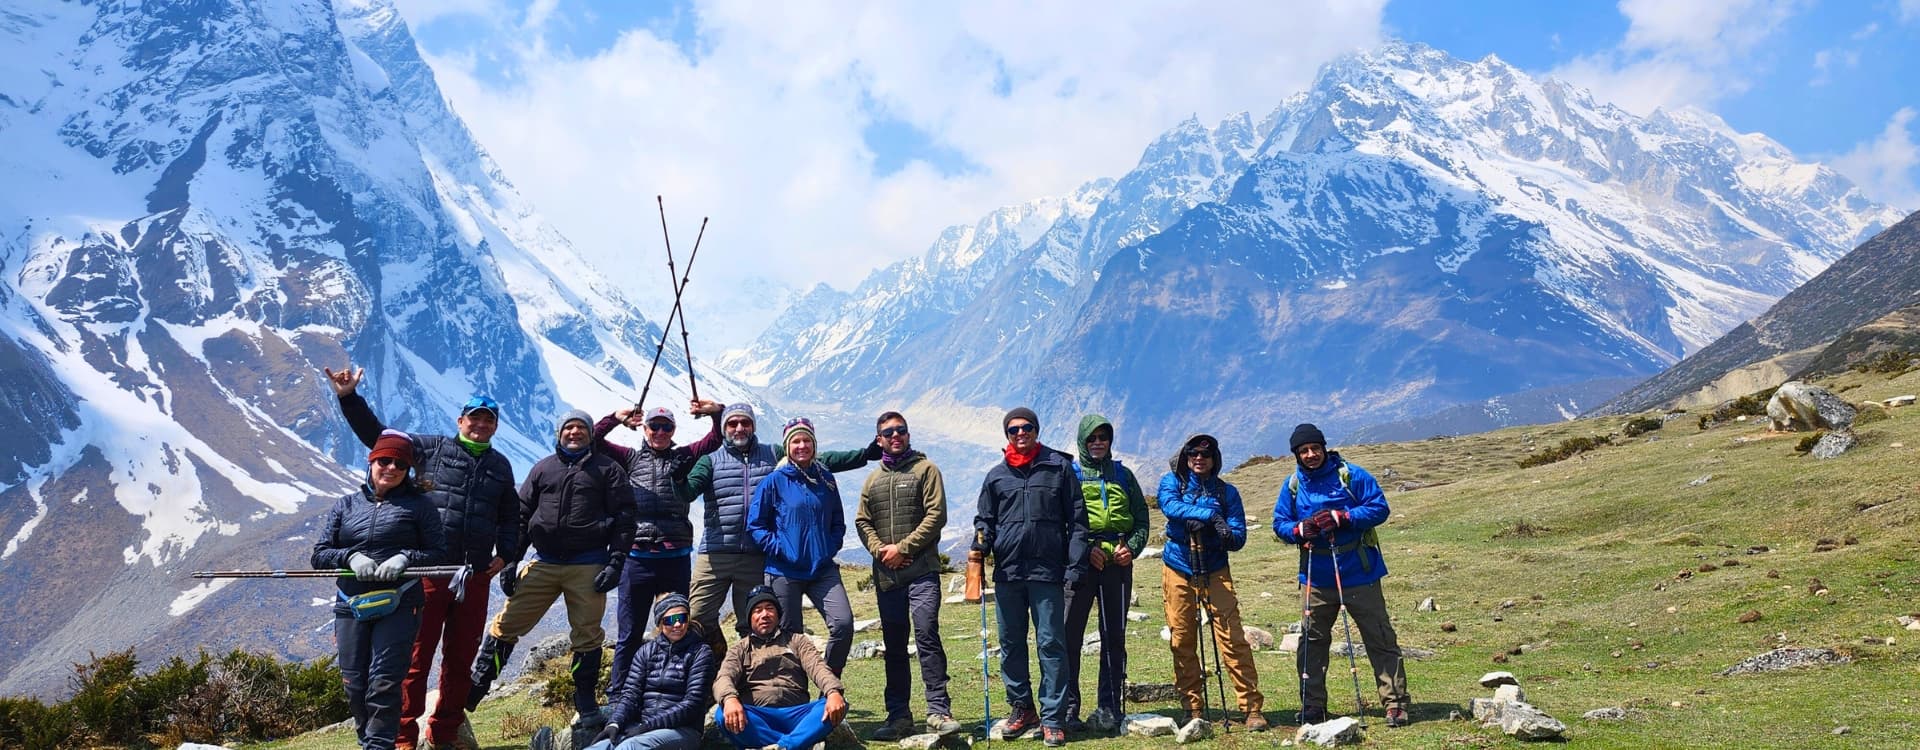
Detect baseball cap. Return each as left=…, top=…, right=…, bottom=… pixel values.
left=461, top=395, right=501, bottom=417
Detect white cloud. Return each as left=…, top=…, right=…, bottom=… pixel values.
left=1903, top=0, right=1920, bottom=24
left=1831, top=107, right=1920, bottom=212
left=404, top=0, right=1386, bottom=346
left=1549, top=0, right=1798, bottom=115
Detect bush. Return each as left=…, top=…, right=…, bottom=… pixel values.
left=1234, top=454, right=1281, bottom=471
left=1623, top=416, right=1664, bottom=437
left=1795, top=432, right=1826, bottom=454
left=65, top=649, right=146, bottom=746
left=0, top=696, right=74, bottom=750
left=1517, top=435, right=1613, bottom=468
left=1852, top=350, right=1917, bottom=375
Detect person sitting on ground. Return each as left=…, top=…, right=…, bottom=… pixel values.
left=711, top=586, right=849, bottom=750
left=586, top=594, right=712, bottom=750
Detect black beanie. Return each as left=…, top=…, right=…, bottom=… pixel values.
left=1289, top=423, right=1328, bottom=454
left=1003, top=406, right=1039, bottom=432
left=745, top=585, right=782, bottom=620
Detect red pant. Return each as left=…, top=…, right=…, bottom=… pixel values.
left=398, top=568, right=492, bottom=746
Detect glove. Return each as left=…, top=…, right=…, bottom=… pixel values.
left=594, top=557, right=624, bottom=593
left=633, top=522, right=664, bottom=544
left=1293, top=521, right=1322, bottom=541
left=373, top=553, right=409, bottom=581
left=971, top=532, right=991, bottom=554
left=348, top=552, right=379, bottom=579
left=1184, top=518, right=1207, bottom=536
left=1210, top=514, right=1233, bottom=541
left=1310, top=509, right=1349, bottom=533
left=862, top=441, right=885, bottom=461
left=593, top=723, right=622, bottom=745
left=1064, top=568, right=1083, bottom=591
left=499, top=562, right=520, bottom=597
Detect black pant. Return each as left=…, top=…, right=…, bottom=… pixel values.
left=876, top=572, right=952, bottom=720
left=336, top=601, right=422, bottom=750
left=1063, top=563, right=1131, bottom=720
left=609, top=555, right=693, bottom=698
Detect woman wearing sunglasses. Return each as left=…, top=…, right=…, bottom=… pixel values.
left=1156, top=433, right=1266, bottom=731
left=311, top=429, right=447, bottom=750
left=588, top=593, right=712, bottom=750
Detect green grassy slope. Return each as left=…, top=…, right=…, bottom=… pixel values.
left=256, top=369, right=1920, bottom=750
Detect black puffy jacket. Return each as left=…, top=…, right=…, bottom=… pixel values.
left=517, top=449, right=635, bottom=562
left=606, top=631, right=713, bottom=733
left=592, top=413, right=721, bottom=553
left=974, top=446, right=1089, bottom=584
left=311, top=482, right=447, bottom=598
left=340, top=394, right=519, bottom=567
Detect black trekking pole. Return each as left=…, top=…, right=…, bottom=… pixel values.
left=1185, top=531, right=1212, bottom=726
left=1193, top=534, right=1232, bottom=733
left=1328, top=543, right=1369, bottom=728
left=656, top=196, right=706, bottom=402
left=1297, top=539, right=1315, bottom=724
left=633, top=200, right=709, bottom=411
left=190, top=565, right=470, bottom=579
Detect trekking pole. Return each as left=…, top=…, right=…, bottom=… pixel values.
left=189, top=565, right=471, bottom=579
left=1328, top=542, right=1369, bottom=728
left=656, top=196, right=706, bottom=401
left=1194, top=533, right=1231, bottom=733
left=969, top=540, right=993, bottom=745
left=634, top=200, right=709, bottom=410
left=1297, top=540, right=1314, bottom=724
left=1186, top=531, right=1212, bottom=725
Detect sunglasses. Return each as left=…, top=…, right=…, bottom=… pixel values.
left=373, top=457, right=410, bottom=469
left=460, top=395, right=501, bottom=416
left=878, top=425, right=909, bottom=438
left=1086, top=433, right=1112, bottom=443
left=1005, top=423, right=1037, bottom=436
left=1184, top=447, right=1214, bottom=458
left=661, top=612, right=688, bottom=627
left=645, top=421, right=676, bottom=433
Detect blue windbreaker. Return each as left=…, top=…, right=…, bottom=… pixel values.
left=748, top=460, right=845, bottom=581
left=1271, top=453, right=1390, bottom=588
left=1156, top=471, right=1247, bottom=577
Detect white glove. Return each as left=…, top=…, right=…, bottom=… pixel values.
left=373, top=553, right=410, bottom=581
left=349, top=552, right=380, bottom=579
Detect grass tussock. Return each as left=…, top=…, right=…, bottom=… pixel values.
left=1517, top=434, right=1613, bottom=467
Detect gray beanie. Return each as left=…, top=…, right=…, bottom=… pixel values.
left=1002, top=406, right=1039, bottom=432
left=721, top=402, right=756, bottom=426
left=653, top=592, right=691, bottom=623
left=555, top=409, right=593, bottom=438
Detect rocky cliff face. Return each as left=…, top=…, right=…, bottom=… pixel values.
left=0, top=0, right=753, bottom=695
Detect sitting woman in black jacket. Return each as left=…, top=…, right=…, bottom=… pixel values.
left=312, top=429, right=447, bottom=750
left=588, top=593, right=713, bottom=750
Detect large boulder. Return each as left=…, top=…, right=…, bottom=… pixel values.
left=1767, top=382, right=1856, bottom=432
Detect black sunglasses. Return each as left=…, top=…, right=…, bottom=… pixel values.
left=373, top=457, right=410, bottom=469
left=1184, top=447, right=1214, bottom=458
left=645, top=421, right=675, bottom=433
left=1005, top=423, right=1037, bottom=436
left=878, top=425, right=909, bottom=438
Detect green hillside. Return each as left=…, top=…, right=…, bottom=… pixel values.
left=256, top=368, right=1920, bottom=750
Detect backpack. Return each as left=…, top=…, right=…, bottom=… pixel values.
left=1072, top=460, right=1137, bottom=540
left=1284, top=463, right=1381, bottom=573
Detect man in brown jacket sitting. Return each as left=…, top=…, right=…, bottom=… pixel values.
left=712, top=586, right=850, bottom=750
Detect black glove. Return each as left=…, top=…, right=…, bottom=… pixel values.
left=498, top=562, right=520, bottom=597
left=971, top=532, right=991, bottom=554
left=1210, top=514, right=1233, bottom=542
left=862, top=441, right=885, bottom=461
left=633, top=522, right=663, bottom=544
left=593, top=722, right=622, bottom=744
left=594, top=557, right=624, bottom=593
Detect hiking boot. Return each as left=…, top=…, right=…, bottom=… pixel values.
left=1386, top=707, right=1410, bottom=727
left=1085, top=707, right=1121, bottom=734
left=1186, top=709, right=1205, bottom=724
left=467, top=635, right=515, bottom=711
left=1042, top=727, right=1067, bottom=747
left=1000, top=705, right=1041, bottom=739
left=1242, top=711, right=1270, bottom=733
left=1295, top=707, right=1326, bottom=725
left=927, top=714, right=962, bottom=735
left=870, top=718, right=915, bottom=741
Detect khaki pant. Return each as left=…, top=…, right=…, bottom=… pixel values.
left=1299, top=580, right=1409, bottom=712
left=688, top=551, right=767, bottom=646
left=1160, top=565, right=1263, bottom=714
left=486, top=560, right=605, bottom=652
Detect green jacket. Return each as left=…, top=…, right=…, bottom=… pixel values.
left=854, top=451, right=947, bottom=591
left=1075, top=414, right=1151, bottom=556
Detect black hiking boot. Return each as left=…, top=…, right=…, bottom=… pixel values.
left=570, top=649, right=606, bottom=731
left=466, top=635, right=515, bottom=711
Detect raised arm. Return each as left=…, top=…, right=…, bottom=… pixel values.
left=324, top=365, right=386, bottom=448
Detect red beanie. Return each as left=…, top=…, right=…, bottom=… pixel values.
left=369, top=429, right=414, bottom=467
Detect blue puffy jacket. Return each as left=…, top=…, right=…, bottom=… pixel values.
left=1270, top=453, right=1390, bottom=588
left=748, top=461, right=845, bottom=581
left=1157, top=471, right=1247, bottom=577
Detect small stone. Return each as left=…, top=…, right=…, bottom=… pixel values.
left=1261, top=591, right=1273, bottom=598
left=1491, top=653, right=1509, bottom=664
left=1833, top=726, right=1852, bottom=736
left=1501, top=599, right=1516, bottom=609
left=851, top=640, right=886, bottom=659
left=1160, top=626, right=1172, bottom=642
left=1417, top=597, right=1437, bottom=612
left=1814, top=588, right=1831, bottom=597
left=1666, top=606, right=1678, bottom=614
left=1766, top=569, right=1779, bottom=578
left=1294, top=716, right=1363, bottom=746
left=1583, top=707, right=1627, bottom=721
left=1493, top=684, right=1525, bottom=703
left=1737, top=610, right=1762, bottom=624
left=1279, top=633, right=1301, bottom=652
left=1139, top=546, right=1163, bottom=560
left=1746, top=545, right=1770, bottom=555
left=1907, top=621, right=1920, bottom=632
left=1687, top=474, right=1713, bottom=487
left=1122, top=713, right=1177, bottom=737
left=898, top=734, right=945, bottom=750
left=1478, top=671, right=1519, bottom=688
left=854, top=618, right=882, bottom=633
left=1403, top=646, right=1437, bottom=659
left=1173, top=718, right=1212, bottom=744
left=1448, top=709, right=1463, bottom=721
left=1126, top=610, right=1149, bottom=622
left=1611, top=650, right=1623, bottom=658
left=1243, top=625, right=1276, bottom=650
left=1440, top=621, right=1457, bottom=632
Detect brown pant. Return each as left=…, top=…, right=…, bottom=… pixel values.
left=1160, top=565, right=1263, bottom=714
left=486, top=560, right=606, bottom=652
left=1299, top=580, right=1409, bottom=713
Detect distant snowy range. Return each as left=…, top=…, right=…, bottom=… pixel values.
left=0, top=1, right=1902, bottom=695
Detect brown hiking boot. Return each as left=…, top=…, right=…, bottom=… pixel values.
left=1242, top=711, right=1270, bottom=732
left=1000, top=705, right=1041, bottom=738
left=1386, top=706, right=1411, bottom=727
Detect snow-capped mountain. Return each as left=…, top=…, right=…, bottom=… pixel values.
left=0, top=0, right=753, bottom=695
left=732, top=42, right=1902, bottom=458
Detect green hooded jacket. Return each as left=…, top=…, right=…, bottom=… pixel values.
left=1074, top=414, right=1151, bottom=556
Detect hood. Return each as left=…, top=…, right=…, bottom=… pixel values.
left=1169, top=433, right=1223, bottom=479
left=1076, top=413, right=1113, bottom=471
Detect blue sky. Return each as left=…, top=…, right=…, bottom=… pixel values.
left=395, top=0, right=1920, bottom=348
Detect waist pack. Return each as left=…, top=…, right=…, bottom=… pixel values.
left=339, top=580, right=419, bottom=622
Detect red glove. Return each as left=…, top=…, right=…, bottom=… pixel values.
left=1309, top=509, right=1349, bottom=533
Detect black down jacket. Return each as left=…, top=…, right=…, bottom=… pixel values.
left=340, top=393, right=519, bottom=568
left=605, top=626, right=713, bottom=733
left=310, top=482, right=448, bottom=598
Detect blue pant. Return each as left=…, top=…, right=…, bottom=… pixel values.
left=584, top=727, right=702, bottom=750
left=713, top=700, right=832, bottom=750
left=995, top=579, right=1068, bottom=729
left=335, top=600, right=421, bottom=750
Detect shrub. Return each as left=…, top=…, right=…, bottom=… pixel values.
left=1795, top=432, right=1826, bottom=454
left=1623, top=416, right=1664, bottom=437
left=1517, top=435, right=1613, bottom=468
left=1856, top=406, right=1889, bottom=426
left=1234, top=454, right=1281, bottom=471
left=65, top=649, right=145, bottom=746
left=1852, top=350, right=1917, bottom=375
left=0, top=696, right=73, bottom=750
